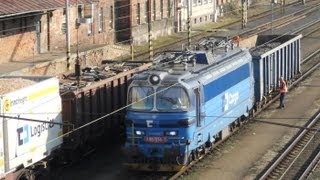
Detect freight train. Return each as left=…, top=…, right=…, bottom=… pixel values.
left=123, top=35, right=302, bottom=171
left=0, top=63, right=151, bottom=180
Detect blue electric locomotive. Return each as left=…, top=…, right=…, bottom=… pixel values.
left=123, top=38, right=255, bottom=171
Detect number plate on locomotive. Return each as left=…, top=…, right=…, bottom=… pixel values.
left=144, top=137, right=167, bottom=143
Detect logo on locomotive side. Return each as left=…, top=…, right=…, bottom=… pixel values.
left=223, top=92, right=240, bottom=112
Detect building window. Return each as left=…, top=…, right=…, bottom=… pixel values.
left=1, top=21, right=5, bottom=35
left=209, top=0, right=212, bottom=2
left=109, top=5, right=114, bottom=29
left=37, top=21, right=42, bottom=33
left=160, top=0, right=163, bottom=19
left=203, top=0, right=208, bottom=4
left=61, top=8, right=66, bottom=34
left=167, top=0, right=171, bottom=17
left=194, top=18, right=197, bottom=24
left=78, top=5, right=83, bottom=18
left=198, top=0, right=202, bottom=5
left=98, top=7, right=104, bottom=32
left=153, top=0, right=156, bottom=21
left=137, top=3, right=141, bottom=24
left=20, top=18, right=27, bottom=32
left=88, top=23, right=92, bottom=35
left=193, top=0, right=197, bottom=6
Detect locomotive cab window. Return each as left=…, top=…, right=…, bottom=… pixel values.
left=156, top=86, right=189, bottom=111
left=128, top=86, right=154, bottom=110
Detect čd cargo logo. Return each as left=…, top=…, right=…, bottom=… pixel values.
left=223, top=92, right=240, bottom=112
left=17, top=119, right=55, bottom=146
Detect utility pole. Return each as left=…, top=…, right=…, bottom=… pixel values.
left=271, top=0, right=277, bottom=34
left=147, top=0, right=153, bottom=62
left=187, top=0, right=191, bottom=49
left=242, top=0, right=248, bottom=29
left=281, top=0, right=285, bottom=14
left=75, top=0, right=80, bottom=86
left=65, top=0, right=71, bottom=69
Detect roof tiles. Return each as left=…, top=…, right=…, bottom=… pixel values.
left=0, top=0, right=94, bottom=17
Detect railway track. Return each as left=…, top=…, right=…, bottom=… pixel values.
left=167, top=6, right=320, bottom=180
left=124, top=0, right=320, bottom=63
left=53, top=1, right=320, bottom=179
left=255, top=19, right=320, bottom=179
left=168, top=52, right=320, bottom=180
left=258, top=111, right=320, bottom=179
left=240, top=2, right=320, bottom=39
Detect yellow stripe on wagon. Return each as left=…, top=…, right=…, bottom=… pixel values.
left=28, top=86, right=58, bottom=101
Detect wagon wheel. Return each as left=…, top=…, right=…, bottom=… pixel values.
left=16, top=169, right=35, bottom=180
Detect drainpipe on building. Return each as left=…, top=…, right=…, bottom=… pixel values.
left=75, top=0, right=81, bottom=86
left=65, top=0, right=71, bottom=70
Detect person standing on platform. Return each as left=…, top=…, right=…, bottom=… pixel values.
left=278, top=77, right=288, bottom=109
left=233, top=35, right=241, bottom=47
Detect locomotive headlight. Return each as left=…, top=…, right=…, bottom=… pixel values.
left=149, top=74, right=160, bottom=85
left=135, top=130, right=145, bottom=136
left=164, top=130, right=178, bottom=136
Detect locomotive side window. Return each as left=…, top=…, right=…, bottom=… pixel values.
left=156, top=86, right=189, bottom=111
left=128, top=86, right=154, bottom=110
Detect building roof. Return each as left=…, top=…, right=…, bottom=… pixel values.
left=0, top=0, right=95, bottom=18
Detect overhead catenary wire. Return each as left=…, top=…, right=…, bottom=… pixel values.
left=1, top=1, right=315, bottom=157
left=1, top=22, right=310, bottom=138
left=0, top=1, right=267, bottom=36
left=0, top=114, right=73, bottom=127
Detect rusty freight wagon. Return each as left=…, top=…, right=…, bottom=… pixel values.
left=59, top=62, right=151, bottom=159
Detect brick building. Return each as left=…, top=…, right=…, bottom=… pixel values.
left=0, top=0, right=115, bottom=64
left=114, top=0, right=236, bottom=45
left=115, top=0, right=176, bottom=45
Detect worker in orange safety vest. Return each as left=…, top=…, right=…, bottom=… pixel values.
left=233, top=35, right=241, bottom=47
left=278, top=77, right=288, bottom=109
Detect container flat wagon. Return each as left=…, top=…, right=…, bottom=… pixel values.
left=0, top=76, right=62, bottom=179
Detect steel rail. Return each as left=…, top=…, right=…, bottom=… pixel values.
left=169, top=21, right=320, bottom=180
left=130, top=1, right=320, bottom=180
left=299, top=146, right=320, bottom=179
left=259, top=111, right=320, bottom=180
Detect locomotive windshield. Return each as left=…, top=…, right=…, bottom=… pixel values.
left=128, top=86, right=154, bottom=110
left=156, top=87, right=189, bottom=111
left=128, top=86, right=190, bottom=111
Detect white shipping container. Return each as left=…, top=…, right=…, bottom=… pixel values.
left=0, top=76, right=63, bottom=178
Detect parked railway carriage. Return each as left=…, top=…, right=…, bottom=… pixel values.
left=123, top=39, right=255, bottom=171
left=123, top=35, right=302, bottom=171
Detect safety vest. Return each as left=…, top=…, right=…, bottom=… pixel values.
left=280, top=80, right=287, bottom=93
left=233, top=35, right=240, bottom=44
